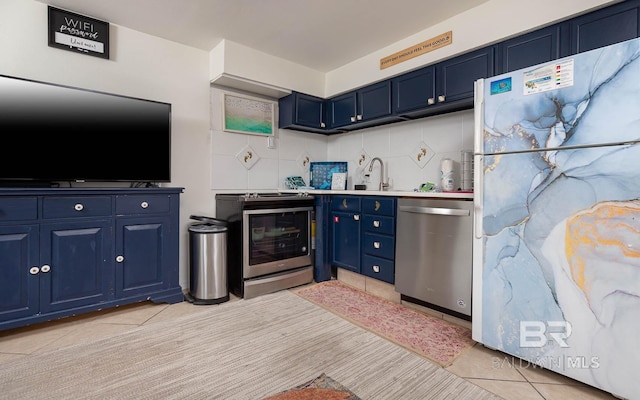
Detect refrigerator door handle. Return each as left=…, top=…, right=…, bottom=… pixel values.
left=474, top=155, right=483, bottom=239
left=399, top=205, right=469, bottom=217
left=473, top=79, right=484, bottom=155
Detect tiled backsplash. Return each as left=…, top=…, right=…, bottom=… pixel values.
left=210, top=87, right=474, bottom=191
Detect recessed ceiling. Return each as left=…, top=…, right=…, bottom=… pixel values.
left=36, top=0, right=489, bottom=72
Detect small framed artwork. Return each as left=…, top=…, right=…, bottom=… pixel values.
left=331, top=172, right=347, bottom=190
left=223, top=93, right=275, bottom=136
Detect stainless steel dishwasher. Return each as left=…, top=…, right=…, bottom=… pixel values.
left=395, top=198, right=473, bottom=319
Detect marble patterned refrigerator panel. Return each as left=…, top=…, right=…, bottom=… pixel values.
left=478, top=37, right=640, bottom=400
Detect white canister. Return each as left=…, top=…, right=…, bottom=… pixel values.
left=440, top=158, right=455, bottom=191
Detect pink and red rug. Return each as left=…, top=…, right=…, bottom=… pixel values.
left=294, top=280, right=475, bottom=367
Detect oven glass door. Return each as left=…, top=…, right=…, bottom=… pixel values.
left=243, top=206, right=312, bottom=278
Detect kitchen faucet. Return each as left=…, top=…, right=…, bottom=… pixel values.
left=369, top=157, right=389, bottom=191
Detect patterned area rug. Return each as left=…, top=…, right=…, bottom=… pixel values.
left=263, top=373, right=360, bottom=400
left=295, top=280, right=475, bottom=367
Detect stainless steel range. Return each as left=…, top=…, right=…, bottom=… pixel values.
left=215, top=192, right=314, bottom=299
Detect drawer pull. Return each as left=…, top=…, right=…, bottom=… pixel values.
left=350, top=116, right=356, bottom=122
left=353, top=214, right=360, bottom=221
left=427, top=97, right=435, bottom=105
left=373, top=220, right=380, bottom=228
left=29, top=266, right=40, bottom=275
left=356, top=114, right=363, bottom=121
left=116, top=255, right=124, bottom=263
left=438, top=95, right=446, bottom=102
left=40, top=265, right=51, bottom=273
left=375, top=201, right=380, bottom=211
left=74, top=203, right=84, bottom=211
left=140, top=201, right=149, bottom=209
left=373, top=265, right=380, bottom=273
left=342, top=199, right=348, bottom=208
left=374, top=241, right=381, bottom=249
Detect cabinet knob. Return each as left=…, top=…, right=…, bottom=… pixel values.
left=373, top=220, right=380, bottom=228
left=438, top=95, right=446, bottom=102
left=350, top=116, right=356, bottom=122
left=320, top=122, right=326, bottom=128
left=372, top=265, right=380, bottom=273
left=116, top=255, right=124, bottom=263
left=373, top=241, right=381, bottom=249
left=353, top=214, right=360, bottom=221
left=29, top=266, right=40, bottom=275
left=356, top=114, right=363, bottom=121
left=427, top=98, right=435, bottom=105
left=140, top=201, right=149, bottom=209
left=40, top=265, right=51, bottom=273
left=74, top=203, right=84, bottom=211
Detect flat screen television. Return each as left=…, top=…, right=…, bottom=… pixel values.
left=0, top=74, right=171, bottom=186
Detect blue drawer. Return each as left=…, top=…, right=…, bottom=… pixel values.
left=116, top=195, right=171, bottom=215
left=362, top=214, right=395, bottom=235
left=43, top=197, right=111, bottom=219
left=331, top=196, right=361, bottom=212
left=0, top=197, right=38, bottom=221
left=362, top=197, right=395, bottom=216
left=362, top=232, right=395, bottom=260
left=361, top=255, right=394, bottom=283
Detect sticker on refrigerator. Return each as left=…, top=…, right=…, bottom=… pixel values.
left=490, top=77, right=512, bottom=95
left=524, top=59, right=574, bottom=95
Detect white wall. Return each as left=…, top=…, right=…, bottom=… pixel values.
left=325, top=0, right=618, bottom=96
left=210, top=87, right=328, bottom=192
left=0, top=0, right=211, bottom=288
left=326, top=110, right=474, bottom=191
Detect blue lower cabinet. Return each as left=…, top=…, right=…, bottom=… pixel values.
left=331, top=196, right=396, bottom=283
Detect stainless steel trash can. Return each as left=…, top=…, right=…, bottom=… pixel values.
left=187, top=215, right=229, bottom=304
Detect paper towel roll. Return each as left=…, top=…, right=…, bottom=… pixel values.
left=440, top=158, right=455, bottom=191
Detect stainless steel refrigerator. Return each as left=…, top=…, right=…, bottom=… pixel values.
left=473, top=37, right=640, bottom=400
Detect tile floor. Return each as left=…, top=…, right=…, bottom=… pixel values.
left=0, top=284, right=619, bottom=400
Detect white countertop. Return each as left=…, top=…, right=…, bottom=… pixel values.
left=279, top=189, right=474, bottom=200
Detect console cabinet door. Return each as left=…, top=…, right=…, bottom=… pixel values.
left=115, top=216, right=171, bottom=298
left=570, top=0, right=640, bottom=54
left=0, top=225, right=39, bottom=322
left=39, top=220, right=112, bottom=313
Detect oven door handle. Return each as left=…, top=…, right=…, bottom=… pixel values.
left=243, top=206, right=314, bottom=215
left=399, top=205, right=470, bottom=217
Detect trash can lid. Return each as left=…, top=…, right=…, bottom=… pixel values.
left=189, top=223, right=227, bottom=233
left=190, top=215, right=227, bottom=226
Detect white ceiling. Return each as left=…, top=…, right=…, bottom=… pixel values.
left=36, top=0, right=489, bottom=72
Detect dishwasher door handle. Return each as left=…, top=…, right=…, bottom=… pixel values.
left=399, top=205, right=470, bottom=217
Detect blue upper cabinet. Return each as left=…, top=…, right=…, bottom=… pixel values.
left=497, top=24, right=569, bottom=73
left=392, top=47, right=494, bottom=118
left=436, top=46, right=495, bottom=106
left=328, top=81, right=398, bottom=130
left=570, top=0, right=640, bottom=54
left=279, top=92, right=336, bottom=134
left=392, top=65, right=436, bottom=116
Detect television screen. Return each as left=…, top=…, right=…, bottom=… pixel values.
left=0, top=74, right=171, bottom=184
